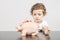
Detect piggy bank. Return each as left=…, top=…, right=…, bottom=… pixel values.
left=21, top=22, right=38, bottom=36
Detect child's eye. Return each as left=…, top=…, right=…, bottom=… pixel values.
left=38, top=14, right=41, bottom=16
left=34, top=14, right=36, bottom=16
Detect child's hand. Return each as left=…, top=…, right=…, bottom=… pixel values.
left=19, top=18, right=31, bottom=26
left=16, top=25, right=23, bottom=32
left=16, top=18, right=32, bottom=32
left=23, top=18, right=32, bottom=22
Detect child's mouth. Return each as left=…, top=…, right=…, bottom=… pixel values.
left=36, top=19, right=39, bottom=20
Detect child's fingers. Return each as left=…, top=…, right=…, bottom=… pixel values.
left=24, top=18, right=32, bottom=22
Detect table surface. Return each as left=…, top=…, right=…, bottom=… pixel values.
left=0, top=31, right=60, bottom=40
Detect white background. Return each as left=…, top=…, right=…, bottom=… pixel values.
left=0, top=0, right=60, bottom=31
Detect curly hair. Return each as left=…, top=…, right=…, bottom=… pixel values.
left=31, top=3, right=46, bottom=16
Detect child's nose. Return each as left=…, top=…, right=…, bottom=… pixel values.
left=36, top=15, right=39, bottom=18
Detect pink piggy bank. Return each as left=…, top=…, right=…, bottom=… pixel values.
left=21, top=22, right=38, bottom=36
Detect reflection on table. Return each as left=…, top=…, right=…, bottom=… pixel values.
left=0, top=31, right=60, bottom=40
left=17, top=33, right=50, bottom=40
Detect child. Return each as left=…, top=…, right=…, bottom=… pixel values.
left=16, top=3, right=50, bottom=36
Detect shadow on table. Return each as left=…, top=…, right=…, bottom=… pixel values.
left=17, top=35, right=50, bottom=40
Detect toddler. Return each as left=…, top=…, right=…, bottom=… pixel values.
left=16, top=3, right=50, bottom=36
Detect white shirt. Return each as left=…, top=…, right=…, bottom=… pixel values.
left=36, top=20, right=48, bottom=30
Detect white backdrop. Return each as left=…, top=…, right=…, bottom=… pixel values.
left=0, top=0, right=60, bottom=31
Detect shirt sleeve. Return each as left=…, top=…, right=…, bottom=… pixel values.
left=37, top=21, right=49, bottom=29
left=42, top=21, right=48, bottom=27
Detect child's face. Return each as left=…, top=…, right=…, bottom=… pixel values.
left=32, top=9, right=44, bottom=23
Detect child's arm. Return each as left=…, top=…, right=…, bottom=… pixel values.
left=42, top=21, right=50, bottom=35
left=16, top=18, right=32, bottom=32
left=16, top=23, right=23, bottom=32
left=42, top=26, right=50, bottom=35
